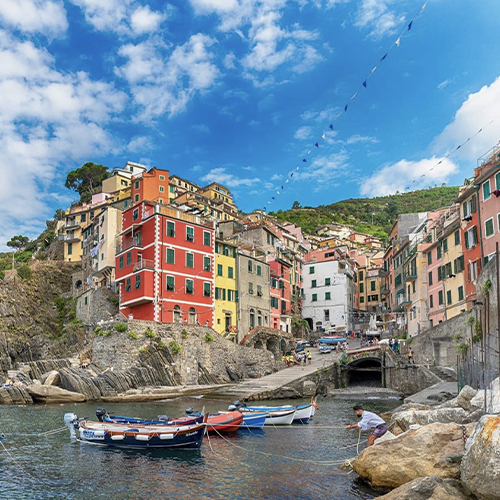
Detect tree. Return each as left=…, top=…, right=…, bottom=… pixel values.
left=292, top=201, right=301, bottom=209
left=7, top=235, right=29, bottom=250
left=65, top=162, right=108, bottom=202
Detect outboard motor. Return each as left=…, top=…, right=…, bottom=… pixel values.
left=95, top=408, right=108, bottom=422
left=157, top=415, right=169, bottom=422
left=185, top=407, right=194, bottom=415
left=64, top=413, right=79, bottom=441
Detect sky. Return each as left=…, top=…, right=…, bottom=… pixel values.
left=2, top=0, right=500, bottom=250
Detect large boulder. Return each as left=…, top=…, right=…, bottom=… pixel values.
left=461, top=415, right=500, bottom=500
left=455, top=385, right=477, bottom=412
left=376, top=476, right=473, bottom=500
left=469, top=378, right=500, bottom=413
left=27, top=385, right=85, bottom=403
left=391, top=408, right=472, bottom=432
left=353, top=423, right=473, bottom=489
left=43, top=371, right=61, bottom=387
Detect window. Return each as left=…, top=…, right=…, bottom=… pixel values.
left=228, top=290, right=235, bottom=301
left=454, top=230, right=460, bottom=246
left=427, top=252, right=432, bottom=265
left=217, top=264, right=223, bottom=276
left=132, top=208, right=139, bottom=221
left=125, top=278, right=131, bottom=292
left=186, top=252, right=194, bottom=268
left=428, top=271, right=432, bottom=285
left=159, top=175, right=165, bottom=181
left=360, top=296, right=364, bottom=303
left=370, top=281, right=376, bottom=291
left=311, top=280, right=317, bottom=288
left=81, top=213, right=86, bottom=223
left=483, top=180, right=491, bottom=200
left=119, top=255, right=124, bottom=269
left=166, top=248, right=175, bottom=264
left=438, top=290, right=443, bottom=305
left=204, top=256, right=211, bottom=271
left=248, top=282, right=254, bottom=294
left=469, top=260, right=478, bottom=281
left=496, top=171, right=500, bottom=190
left=159, top=186, right=165, bottom=192
left=442, top=238, right=448, bottom=253
left=257, top=285, right=263, bottom=297
left=126, top=252, right=131, bottom=266
left=135, top=275, right=141, bottom=289
left=437, top=244, right=442, bottom=259
left=123, top=200, right=128, bottom=208
left=485, top=217, right=494, bottom=237
left=359, top=270, right=364, bottom=281
left=447, top=290, right=452, bottom=305
left=458, top=286, right=464, bottom=301
left=166, top=276, right=175, bottom=291
left=271, top=297, right=279, bottom=308
left=204, top=282, right=211, bottom=297
left=185, top=279, right=194, bottom=294
left=312, top=293, right=317, bottom=302
left=215, top=287, right=221, bottom=300
left=248, top=260, right=253, bottom=273
left=186, top=226, right=194, bottom=242
left=257, top=265, right=262, bottom=276
left=325, top=292, right=331, bottom=300
left=324, top=310, right=330, bottom=321
left=167, top=221, right=175, bottom=237
left=228, top=267, right=234, bottom=279
left=309, top=266, right=315, bottom=274
left=134, top=194, right=139, bottom=203
left=463, top=195, right=477, bottom=217
left=249, top=309, right=255, bottom=328
left=464, top=226, right=478, bottom=249
left=203, top=231, right=211, bottom=246
left=325, top=278, right=331, bottom=286
left=134, top=180, right=140, bottom=189
left=67, top=243, right=73, bottom=255
left=359, top=283, right=364, bottom=293
left=189, top=307, right=197, bottom=325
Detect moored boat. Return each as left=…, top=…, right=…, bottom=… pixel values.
left=204, top=411, right=243, bottom=433
left=242, top=403, right=313, bottom=423
left=230, top=406, right=296, bottom=426
left=218, top=411, right=268, bottom=430
left=97, top=407, right=204, bottom=427
left=64, top=412, right=207, bottom=449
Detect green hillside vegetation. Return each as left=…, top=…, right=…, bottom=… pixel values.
left=272, top=186, right=460, bottom=240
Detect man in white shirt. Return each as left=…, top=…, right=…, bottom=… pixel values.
left=346, top=404, right=388, bottom=446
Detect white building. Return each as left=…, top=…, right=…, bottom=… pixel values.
left=302, top=259, right=355, bottom=332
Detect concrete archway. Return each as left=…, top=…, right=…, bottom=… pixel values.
left=346, top=357, right=382, bottom=386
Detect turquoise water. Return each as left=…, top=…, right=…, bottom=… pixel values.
left=0, top=396, right=400, bottom=500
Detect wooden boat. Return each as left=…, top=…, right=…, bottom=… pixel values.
left=64, top=412, right=207, bottom=449
left=96, top=408, right=203, bottom=427
left=204, top=411, right=243, bottom=433
left=218, top=411, right=268, bottom=430
left=318, top=336, right=346, bottom=345
left=242, top=403, right=313, bottom=423
left=228, top=405, right=295, bottom=426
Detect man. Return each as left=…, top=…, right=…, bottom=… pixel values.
left=408, top=347, right=414, bottom=364
left=346, top=404, right=388, bottom=446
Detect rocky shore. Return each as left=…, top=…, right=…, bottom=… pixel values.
left=350, top=377, right=500, bottom=500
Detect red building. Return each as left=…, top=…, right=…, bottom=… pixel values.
left=115, top=201, right=215, bottom=325
left=269, top=260, right=292, bottom=332
left=131, top=168, right=169, bottom=206
left=457, top=184, right=481, bottom=308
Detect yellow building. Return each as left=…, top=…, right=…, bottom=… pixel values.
left=214, top=238, right=238, bottom=339
left=168, top=175, right=201, bottom=203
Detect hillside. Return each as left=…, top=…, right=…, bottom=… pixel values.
left=272, top=186, right=460, bottom=240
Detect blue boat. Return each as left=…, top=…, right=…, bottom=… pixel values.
left=96, top=408, right=204, bottom=427
left=238, top=411, right=268, bottom=430
left=318, top=336, right=346, bottom=345
left=236, top=403, right=313, bottom=423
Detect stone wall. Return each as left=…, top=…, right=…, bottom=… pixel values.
left=384, top=365, right=442, bottom=395
left=76, top=287, right=119, bottom=326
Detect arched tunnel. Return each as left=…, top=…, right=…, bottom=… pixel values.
left=346, top=358, right=383, bottom=387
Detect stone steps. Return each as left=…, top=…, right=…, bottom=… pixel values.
left=428, top=366, right=457, bottom=382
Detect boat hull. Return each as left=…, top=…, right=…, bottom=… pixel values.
left=244, top=404, right=312, bottom=423
left=242, top=408, right=295, bottom=425
left=205, top=411, right=243, bottom=433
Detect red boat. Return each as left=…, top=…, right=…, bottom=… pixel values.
left=205, top=410, right=243, bottom=433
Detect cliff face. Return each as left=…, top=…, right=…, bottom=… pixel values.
left=0, top=261, right=87, bottom=374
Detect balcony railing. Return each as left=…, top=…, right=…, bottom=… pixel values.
left=116, top=236, right=143, bottom=254
left=405, top=272, right=417, bottom=281
left=133, top=259, right=155, bottom=271
left=59, top=234, right=81, bottom=243
left=380, top=287, right=390, bottom=295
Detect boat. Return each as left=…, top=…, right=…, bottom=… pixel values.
left=204, top=411, right=243, bottom=433
left=64, top=412, right=207, bottom=449
left=240, top=403, right=313, bottom=424
left=319, top=345, right=332, bottom=354
left=97, top=407, right=204, bottom=427
left=235, top=407, right=296, bottom=426
left=318, top=336, right=346, bottom=345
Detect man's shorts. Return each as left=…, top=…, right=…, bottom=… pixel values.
left=371, top=423, right=388, bottom=438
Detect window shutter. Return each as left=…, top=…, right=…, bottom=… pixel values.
left=472, top=226, right=478, bottom=245
left=471, top=195, right=476, bottom=213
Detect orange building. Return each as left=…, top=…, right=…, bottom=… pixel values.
left=131, top=168, right=169, bottom=207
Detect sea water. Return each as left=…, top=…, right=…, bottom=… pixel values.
left=0, top=395, right=400, bottom=500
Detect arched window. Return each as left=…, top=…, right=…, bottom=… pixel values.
left=257, top=310, right=262, bottom=326
left=189, top=307, right=197, bottom=325
left=249, top=308, right=255, bottom=328
left=173, top=305, right=181, bottom=323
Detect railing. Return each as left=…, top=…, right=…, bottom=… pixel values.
left=116, top=237, right=143, bottom=254
left=133, top=259, right=155, bottom=271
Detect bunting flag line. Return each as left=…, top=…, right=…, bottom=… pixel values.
left=403, top=120, right=496, bottom=192
left=263, top=2, right=428, bottom=212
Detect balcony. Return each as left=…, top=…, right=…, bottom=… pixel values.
left=64, top=220, right=80, bottom=230
left=405, top=272, right=417, bottom=282
left=397, top=294, right=411, bottom=308
left=133, top=259, right=155, bottom=271
left=59, top=234, right=80, bottom=243
left=380, top=287, right=390, bottom=296
left=116, top=236, right=144, bottom=254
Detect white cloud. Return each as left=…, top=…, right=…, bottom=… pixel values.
left=192, top=124, right=210, bottom=133
left=115, top=34, right=220, bottom=120
left=127, top=135, right=152, bottom=152
left=432, top=76, right=500, bottom=162
left=294, top=126, right=312, bottom=140
left=0, top=30, right=126, bottom=249
left=270, top=173, right=281, bottom=180
left=200, top=167, right=260, bottom=188
left=242, top=165, right=254, bottom=171
left=346, top=134, right=378, bottom=145
left=0, top=0, right=68, bottom=37
left=296, top=151, right=351, bottom=189
left=359, top=157, right=458, bottom=197
left=130, top=5, right=167, bottom=36
left=354, top=0, right=405, bottom=39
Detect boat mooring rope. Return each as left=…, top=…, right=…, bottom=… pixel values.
left=0, top=441, right=47, bottom=486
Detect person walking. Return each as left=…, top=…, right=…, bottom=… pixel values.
left=307, top=351, right=312, bottom=365
left=346, top=404, right=388, bottom=446
left=408, top=347, right=414, bottom=364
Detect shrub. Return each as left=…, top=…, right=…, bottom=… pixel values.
left=128, top=331, right=139, bottom=340
left=204, top=333, right=214, bottom=342
left=144, top=327, right=155, bottom=338
left=181, top=329, right=188, bottom=339
left=69, top=318, right=83, bottom=328
left=157, top=341, right=166, bottom=349
left=466, top=316, right=475, bottom=325
left=456, top=343, right=469, bottom=354
left=114, top=322, right=127, bottom=333
left=95, top=329, right=112, bottom=337
left=169, top=341, right=182, bottom=355
left=0, top=270, right=4, bottom=280
left=17, top=264, right=32, bottom=280
left=472, top=321, right=482, bottom=343
left=482, top=279, right=492, bottom=296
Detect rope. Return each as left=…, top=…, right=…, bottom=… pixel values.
left=7, top=426, right=68, bottom=438
left=0, top=441, right=46, bottom=486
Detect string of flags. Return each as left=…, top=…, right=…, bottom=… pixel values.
left=403, top=120, right=496, bottom=191
left=264, top=2, right=428, bottom=211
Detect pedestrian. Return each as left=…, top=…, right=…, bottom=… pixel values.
left=307, top=351, right=312, bottom=365
left=408, top=347, right=414, bottom=364
left=346, top=404, right=388, bottom=447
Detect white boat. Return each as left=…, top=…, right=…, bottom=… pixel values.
left=240, top=408, right=296, bottom=426
left=240, top=404, right=312, bottom=423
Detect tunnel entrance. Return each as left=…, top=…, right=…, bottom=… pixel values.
left=347, top=358, right=383, bottom=387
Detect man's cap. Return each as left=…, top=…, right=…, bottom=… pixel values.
left=353, top=404, right=364, bottom=411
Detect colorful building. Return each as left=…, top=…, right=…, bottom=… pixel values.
left=131, top=168, right=169, bottom=207
left=269, top=260, right=292, bottom=332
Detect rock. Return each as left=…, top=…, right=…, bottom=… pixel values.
left=0, top=386, right=33, bottom=405
left=461, top=415, right=500, bottom=500
left=374, top=430, right=397, bottom=444
left=353, top=423, right=473, bottom=489
left=455, top=385, right=477, bottom=412
left=376, top=476, right=473, bottom=500
left=272, top=386, right=301, bottom=399
left=392, top=408, right=471, bottom=432
left=470, top=377, right=500, bottom=413
left=27, top=385, right=85, bottom=403
left=427, top=392, right=454, bottom=402
left=43, top=371, right=61, bottom=387
left=301, top=380, right=316, bottom=397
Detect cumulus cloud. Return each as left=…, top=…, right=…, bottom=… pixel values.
left=200, top=167, right=260, bottom=188
left=354, top=0, right=405, bottom=38
left=296, top=151, right=351, bottom=191
left=294, top=126, right=312, bottom=140
left=359, top=157, right=458, bottom=197
left=346, top=134, right=378, bottom=145
left=0, top=0, right=68, bottom=37
left=130, top=5, right=167, bottom=36
left=127, top=135, right=152, bottom=152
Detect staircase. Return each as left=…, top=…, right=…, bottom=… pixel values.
left=428, top=366, right=457, bottom=382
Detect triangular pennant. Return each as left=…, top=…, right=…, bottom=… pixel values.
left=296, top=166, right=299, bottom=170
left=456, top=145, right=461, bottom=149
left=371, top=66, right=377, bottom=73
left=395, top=37, right=401, bottom=47
left=420, top=2, right=427, bottom=14
left=362, top=80, right=367, bottom=88
left=291, top=173, right=294, bottom=177
left=408, top=20, right=413, bottom=30
left=322, top=133, right=326, bottom=140
left=314, top=143, right=319, bottom=148
left=281, top=186, right=284, bottom=190
left=329, top=124, right=333, bottom=130
left=344, top=104, right=348, bottom=112
left=351, top=92, right=358, bottom=100
left=271, top=197, right=275, bottom=200
left=334, top=113, right=341, bottom=120
left=285, top=179, right=289, bottom=183
left=302, top=159, right=307, bottom=162
left=381, top=53, right=388, bottom=61
left=276, top=191, right=280, bottom=195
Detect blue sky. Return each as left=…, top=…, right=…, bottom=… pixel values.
left=2, top=0, right=500, bottom=249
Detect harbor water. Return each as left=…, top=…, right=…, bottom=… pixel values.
left=0, top=395, right=401, bottom=500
